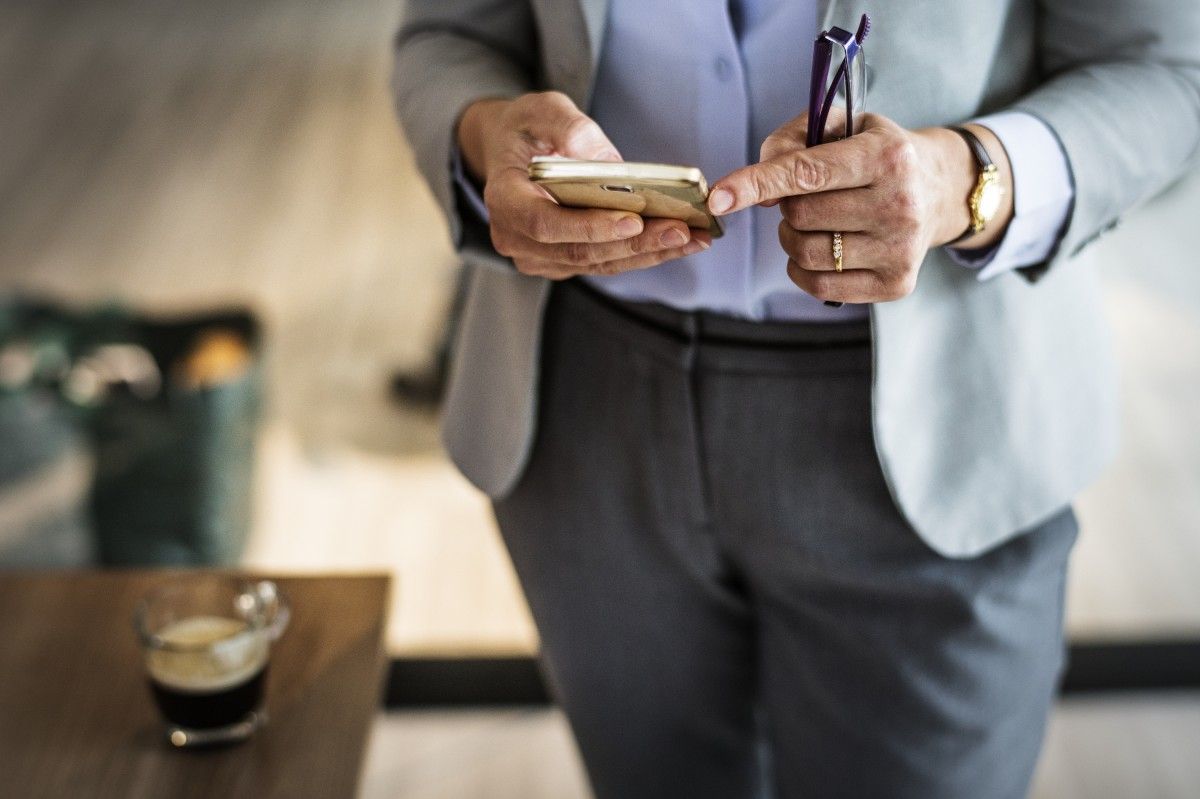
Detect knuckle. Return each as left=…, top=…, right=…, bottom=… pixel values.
left=760, top=134, right=787, bottom=161
left=888, top=232, right=922, bottom=265
left=786, top=258, right=802, bottom=282
left=804, top=235, right=827, bottom=268
left=524, top=212, right=552, bottom=243
left=647, top=253, right=671, bottom=269
left=790, top=155, right=829, bottom=193
left=886, top=272, right=918, bottom=300
left=590, top=259, right=624, bottom=276
left=489, top=226, right=513, bottom=256
left=876, top=257, right=901, bottom=281
left=751, top=171, right=777, bottom=203
left=861, top=112, right=887, bottom=131
left=560, top=114, right=598, bottom=150
left=481, top=179, right=504, bottom=212
left=891, top=189, right=922, bottom=227
left=578, top=216, right=601, bottom=244
left=631, top=250, right=669, bottom=272
left=882, top=137, right=917, bottom=174
left=781, top=197, right=808, bottom=229
left=777, top=222, right=799, bottom=258
left=787, top=261, right=810, bottom=291
left=809, top=272, right=836, bottom=299
left=533, top=90, right=570, bottom=111
left=560, top=242, right=592, bottom=265
left=513, top=257, right=539, bottom=276
left=902, top=233, right=926, bottom=259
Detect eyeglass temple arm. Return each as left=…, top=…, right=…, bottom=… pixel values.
left=819, top=57, right=853, bottom=139
left=807, top=39, right=834, bottom=148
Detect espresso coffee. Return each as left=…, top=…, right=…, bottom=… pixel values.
left=146, top=615, right=269, bottom=731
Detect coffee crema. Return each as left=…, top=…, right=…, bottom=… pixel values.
left=146, top=615, right=269, bottom=731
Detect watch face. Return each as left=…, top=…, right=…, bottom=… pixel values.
left=977, top=179, right=1004, bottom=222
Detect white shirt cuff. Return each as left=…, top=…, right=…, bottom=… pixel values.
left=946, top=111, right=1074, bottom=281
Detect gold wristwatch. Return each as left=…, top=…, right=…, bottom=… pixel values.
left=948, top=126, right=1004, bottom=245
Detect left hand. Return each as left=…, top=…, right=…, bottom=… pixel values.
left=707, top=112, right=1006, bottom=304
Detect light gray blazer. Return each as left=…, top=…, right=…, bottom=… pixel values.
left=393, top=0, right=1200, bottom=556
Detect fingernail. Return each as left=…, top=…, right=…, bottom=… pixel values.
left=616, top=217, right=643, bottom=237
left=661, top=228, right=689, bottom=248
left=683, top=240, right=706, bottom=255
left=709, top=188, right=733, bottom=214
left=597, top=149, right=622, bottom=162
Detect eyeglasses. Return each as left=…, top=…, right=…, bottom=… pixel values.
left=807, top=13, right=871, bottom=148
left=806, top=13, right=871, bottom=308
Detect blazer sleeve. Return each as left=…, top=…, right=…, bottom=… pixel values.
left=1010, top=0, right=1200, bottom=279
left=391, top=0, right=538, bottom=262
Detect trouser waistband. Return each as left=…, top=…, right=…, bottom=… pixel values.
left=563, top=279, right=871, bottom=349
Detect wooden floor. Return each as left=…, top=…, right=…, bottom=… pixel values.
left=361, top=694, right=1200, bottom=799
left=3, top=0, right=1199, bottom=796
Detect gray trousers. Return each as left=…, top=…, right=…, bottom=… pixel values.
left=493, top=281, right=1077, bottom=799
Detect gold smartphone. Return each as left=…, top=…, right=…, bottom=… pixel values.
left=527, top=157, right=724, bottom=238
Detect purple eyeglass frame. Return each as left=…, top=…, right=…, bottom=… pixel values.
left=806, top=13, right=871, bottom=307
left=807, top=13, right=871, bottom=148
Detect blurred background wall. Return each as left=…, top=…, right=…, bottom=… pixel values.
left=3, top=1, right=1200, bottom=796
left=1, top=0, right=1198, bottom=659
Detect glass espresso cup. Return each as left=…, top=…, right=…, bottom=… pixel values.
left=134, top=576, right=289, bottom=747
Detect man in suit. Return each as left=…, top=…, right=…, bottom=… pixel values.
left=393, top=2, right=1199, bottom=796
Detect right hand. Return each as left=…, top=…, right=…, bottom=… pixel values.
left=456, top=91, right=711, bottom=279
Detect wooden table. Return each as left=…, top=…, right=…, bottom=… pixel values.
left=0, top=571, right=389, bottom=798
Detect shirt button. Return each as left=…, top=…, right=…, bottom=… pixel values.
left=714, top=56, right=733, bottom=81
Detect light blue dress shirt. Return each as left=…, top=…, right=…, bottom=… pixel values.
left=457, top=0, right=1075, bottom=322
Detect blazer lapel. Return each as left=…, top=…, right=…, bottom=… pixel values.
left=819, top=0, right=837, bottom=30
left=579, top=0, right=608, bottom=69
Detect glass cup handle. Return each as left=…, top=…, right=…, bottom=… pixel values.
left=254, top=580, right=290, bottom=641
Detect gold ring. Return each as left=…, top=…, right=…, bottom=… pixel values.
left=832, top=232, right=844, bottom=272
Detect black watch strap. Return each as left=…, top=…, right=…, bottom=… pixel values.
left=947, top=126, right=993, bottom=246
left=950, top=126, right=994, bottom=170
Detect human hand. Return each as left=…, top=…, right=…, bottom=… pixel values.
left=456, top=92, right=711, bottom=279
left=706, top=112, right=1011, bottom=304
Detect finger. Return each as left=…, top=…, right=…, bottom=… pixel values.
left=756, top=109, right=852, bottom=208
left=512, top=255, right=574, bottom=280
left=514, top=233, right=711, bottom=279
left=489, top=168, right=644, bottom=245
left=758, top=107, right=851, bottom=163
left=589, top=235, right=712, bottom=275
left=779, top=226, right=889, bottom=273
left=709, top=140, right=876, bottom=216
left=507, top=218, right=695, bottom=266
left=778, top=189, right=876, bottom=233
left=785, top=261, right=888, bottom=303
left=527, top=91, right=622, bottom=161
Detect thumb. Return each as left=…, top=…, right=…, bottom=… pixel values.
left=758, top=112, right=811, bottom=162
left=533, top=92, right=623, bottom=162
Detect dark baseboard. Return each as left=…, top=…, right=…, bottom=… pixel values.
left=383, top=639, right=1200, bottom=709
left=386, top=656, right=550, bottom=708
left=1061, top=640, right=1200, bottom=694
